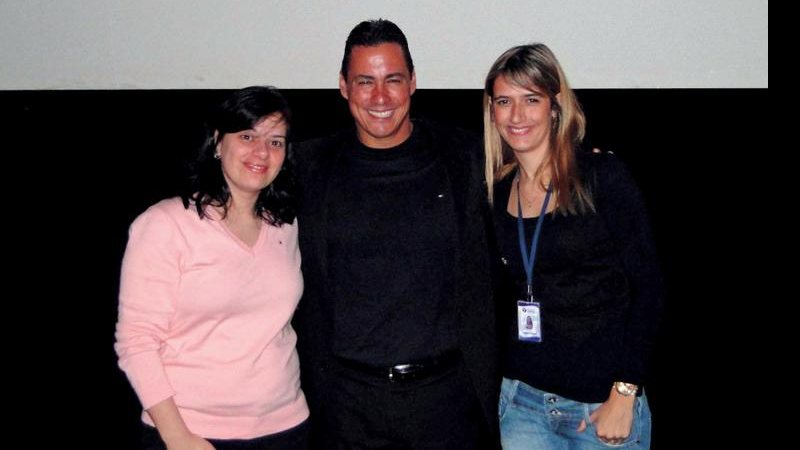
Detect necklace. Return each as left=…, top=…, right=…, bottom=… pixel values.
left=518, top=184, right=535, bottom=208
left=516, top=178, right=539, bottom=209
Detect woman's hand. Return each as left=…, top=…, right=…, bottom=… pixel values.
left=164, top=433, right=216, bottom=450
left=147, top=398, right=217, bottom=450
left=576, top=388, right=635, bottom=445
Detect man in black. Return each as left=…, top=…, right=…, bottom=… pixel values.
left=294, top=19, right=499, bottom=449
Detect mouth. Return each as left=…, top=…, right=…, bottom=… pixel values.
left=368, top=109, right=393, bottom=119
left=507, top=126, right=531, bottom=135
left=244, top=163, right=269, bottom=174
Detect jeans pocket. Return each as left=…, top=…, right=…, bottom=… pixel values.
left=498, top=378, right=515, bottom=420
left=585, top=398, right=641, bottom=448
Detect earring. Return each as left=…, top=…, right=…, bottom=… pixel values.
left=214, top=153, right=221, bottom=160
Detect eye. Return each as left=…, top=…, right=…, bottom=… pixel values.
left=527, top=96, right=540, bottom=103
left=357, top=79, right=372, bottom=86
left=240, top=134, right=253, bottom=141
left=271, top=140, right=285, bottom=148
left=494, top=98, right=509, bottom=106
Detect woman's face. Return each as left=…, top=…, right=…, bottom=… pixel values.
left=216, top=113, right=287, bottom=202
left=491, top=75, right=555, bottom=156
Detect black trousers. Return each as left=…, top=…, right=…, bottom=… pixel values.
left=319, top=360, right=491, bottom=450
left=141, top=419, right=310, bottom=450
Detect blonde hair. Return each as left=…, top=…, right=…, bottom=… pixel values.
left=483, top=43, right=593, bottom=214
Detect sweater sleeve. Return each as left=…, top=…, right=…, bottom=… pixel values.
left=593, top=154, right=665, bottom=385
left=114, top=203, right=182, bottom=409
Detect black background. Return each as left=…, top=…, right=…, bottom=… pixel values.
left=4, top=88, right=764, bottom=448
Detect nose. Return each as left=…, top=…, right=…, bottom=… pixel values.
left=254, top=140, right=272, bottom=159
left=371, top=82, right=388, bottom=105
left=511, top=102, right=524, bottom=123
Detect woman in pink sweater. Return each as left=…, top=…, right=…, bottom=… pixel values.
left=115, top=86, right=309, bottom=450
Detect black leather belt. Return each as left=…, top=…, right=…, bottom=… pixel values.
left=336, top=350, right=461, bottom=382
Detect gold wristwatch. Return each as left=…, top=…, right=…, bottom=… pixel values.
left=613, top=381, right=638, bottom=396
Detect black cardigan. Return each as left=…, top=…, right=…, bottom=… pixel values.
left=492, top=151, right=664, bottom=403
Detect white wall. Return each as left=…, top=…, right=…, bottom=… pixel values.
left=0, top=0, right=767, bottom=89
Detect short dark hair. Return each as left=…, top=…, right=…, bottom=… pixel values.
left=340, top=19, right=414, bottom=78
left=181, top=86, right=296, bottom=226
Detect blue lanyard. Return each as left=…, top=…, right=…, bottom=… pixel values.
left=516, top=177, right=553, bottom=300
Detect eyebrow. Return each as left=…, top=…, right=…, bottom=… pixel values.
left=352, top=73, right=408, bottom=81
left=494, top=91, right=544, bottom=99
left=242, top=129, right=286, bottom=140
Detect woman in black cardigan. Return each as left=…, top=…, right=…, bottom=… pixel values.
left=483, top=43, right=663, bottom=449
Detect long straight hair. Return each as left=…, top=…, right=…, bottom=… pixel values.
left=483, top=44, right=592, bottom=214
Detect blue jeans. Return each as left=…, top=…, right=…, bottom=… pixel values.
left=499, top=378, right=651, bottom=450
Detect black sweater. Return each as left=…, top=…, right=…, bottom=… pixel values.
left=492, top=151, right=664, bottom=403
left=325, top=125, right=457, bottom=365
left=294, top=120, right=499, bottom=440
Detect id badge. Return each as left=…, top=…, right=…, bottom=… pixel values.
left=517, top=300, right=542, bottom=342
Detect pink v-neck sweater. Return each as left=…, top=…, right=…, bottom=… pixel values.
left=115, top=198, right=308, bottom=439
